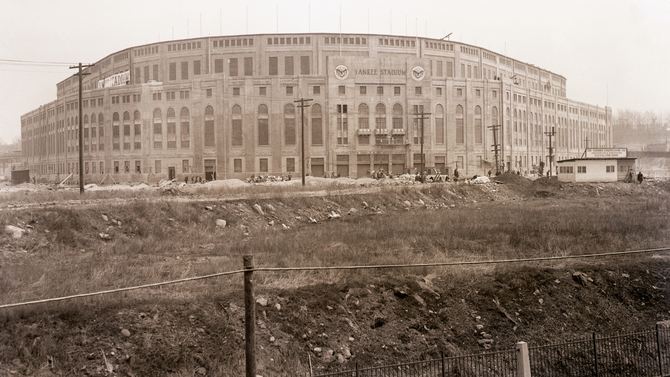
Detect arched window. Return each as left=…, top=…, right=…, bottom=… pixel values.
left=180, top=108, right=189, bottom=148
left=311, top=104, right=322, bottom=145
left=153, top=109, right=163, bottom=149
left=167, top=108, right=176, bottom=148
left=456, top=105, right=464, bottom=144
left=134, top=110, right=142, bottom=150
left=375, top=103, right=386, bottom=130
left=258, top=104, right=269, bottom=146
left=204, top=106, right=214, bottom=147
left=232, top=105, right=242, bottom=146
left=435, top=104, right=444, bottom=144
left=284, top=103, right=296, bottom=145
left=392, top=104, right=403, bottom=130
left=112, top=112, right=120, bottom=150
left=98, top=113, right=104, bottom=151
left=123, top=111, right=131, bottom=150
left=475, top=106, right=482, bottom=144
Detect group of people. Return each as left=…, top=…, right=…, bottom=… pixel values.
left=625, top=170, right=644, bottom=184
left=246, top=174, right=292, bottom=183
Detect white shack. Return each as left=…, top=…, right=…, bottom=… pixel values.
left=556, top=149, right=636, bottom=183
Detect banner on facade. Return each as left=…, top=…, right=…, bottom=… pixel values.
left=585, top=148, right=627, bottom=158
left=97, top=70, right=130, bottom=89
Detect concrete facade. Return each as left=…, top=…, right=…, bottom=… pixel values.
left=21, top=33, right=612, bottom=182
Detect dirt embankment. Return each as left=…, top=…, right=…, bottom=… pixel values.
left=1, top=175, right=669, bottom=376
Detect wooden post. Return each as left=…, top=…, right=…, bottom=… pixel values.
left=244, top=255, right=256, bottom=377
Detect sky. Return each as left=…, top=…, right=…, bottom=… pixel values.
left=1, top=0, right=668, bottom=144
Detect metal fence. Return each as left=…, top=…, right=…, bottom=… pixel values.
left=315, top=326, right=670, bottom=377
left=314, top=349, right=517, bottom=377
left=529, top=325, right=670, bottom=376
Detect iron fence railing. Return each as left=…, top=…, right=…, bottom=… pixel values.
left=529, top=325, right=670, bottom=377
left=314, top=349, right=516, bottom=377
left=315, top=326, right=670, bottom=377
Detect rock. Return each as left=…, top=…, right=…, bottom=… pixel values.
left=121, top=329, right=131, bottom=337
left=362, top=202, right=368, bottom=209
left=99, top=233, right=111, bottom=240
left=478, top=339, right=494, bottom=345
left=309, top=217, right=317, bottom=223
left=418, top=199, right=425, bottom=205
left=5, top=225, right=25, bottom=239
left=404, top=200, right=412, bottom=206
left=336, top=353, right=346, bottom=363
left=256, top=298, right=268, bottom=307
left=314, top=347, right=322, bottom=353
left=476, top=324, right=484, bottom=330
left=413, top=293, right=426, bottom=306
left=195, top=367, right=206, bottom=375
left=270, top=336, right=275, bottom=342
left=572, top=272, right=592, bottom=286
left=204, top=206, right=213, bottom=211
left=266, top=204, right=276, bottom=212
left=274, top=303, right=281, bottom=310
left=216, top=219, right=227, bottom=228
left=101, top=214, right=108, bottom=221
left=348, top=208, right=357, bottom=214
left=282, top=224, right=290, bottom=229
left=394, top=287, right=408, bottom=298
left=328, top=211, right=340, bottom=219
left=343, top=347, right=352, bottom=358
left=268, top=220, right=275, bottom=226
left=253, top=204, right=264, bottom=216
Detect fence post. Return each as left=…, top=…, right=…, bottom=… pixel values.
left=516, top=341, right=531, bottom=377
left=441, top=351, right=445, bottom=377
left=592, top=332, right=599, bottom=377
left=244, top=255, right=256, bottom=377
left=657, top=324, right=664, bottom=377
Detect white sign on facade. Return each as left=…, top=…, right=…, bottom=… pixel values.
left=585, top=148, right=627, bottom=158
left=97, top=70, right=131, bottom=89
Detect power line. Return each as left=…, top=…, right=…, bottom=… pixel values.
left=0, top=59, right=78, bottom=66
left=1, top=247, right=667, bottom=310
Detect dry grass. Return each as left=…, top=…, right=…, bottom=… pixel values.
left=2, top=183, right=668, bottom=317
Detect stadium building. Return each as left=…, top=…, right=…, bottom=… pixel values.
left=20, top=33, right=612, bottom=182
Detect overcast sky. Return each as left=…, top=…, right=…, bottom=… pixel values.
left=1, top=0, right=668, bottom=144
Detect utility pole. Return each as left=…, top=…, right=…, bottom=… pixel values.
left=294, top=98, right=313, bottom=186
left=414, top=107, right=430, bottom=183
left=489, top=124, right=501, bottom=175
left=545, top=127, right=555, bottom=177
left=70, top=62, right=94, bottom=194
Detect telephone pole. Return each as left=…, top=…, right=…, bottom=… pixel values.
left=70, top=63, right=94, bottom=194
left=413, top=108, right=430, bottom=182
left=294, top=98, right=313, bottom=186
left=488, top=124, right=501, bottom=175
left=545, top=127, right=555, bottom=177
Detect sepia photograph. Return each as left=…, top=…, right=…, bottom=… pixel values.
left=1, top=0, right=669, bottom=375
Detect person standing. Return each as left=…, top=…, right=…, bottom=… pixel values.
left=637, top=172, right=644, bottom=184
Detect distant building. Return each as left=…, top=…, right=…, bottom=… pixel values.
left=20, top=33, right=612, bottom=182
left=557, top=148, right=635, bottom=182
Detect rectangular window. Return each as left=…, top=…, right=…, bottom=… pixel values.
left=457, top=88, right=463, bottom=97
left=194, top=60, right=201, bottom=75
left=415, top=87, right=422, bottom=95
left=259, top=87, right=266, bottom=96
left=244, top=57, right=253, bottom=76
left=269, top=57, right=278, bottom=75
left=300, top=56, right=310, bottom=75
left=229, top=58, right=238, bottom=76
left=606, top=165, right=615, bottom=173
left=446, top=61, right=453, bottom=77
left=286, top=158, right=295, bottom=172
left=437, top=61, right=443, bottom=77
left=181, top=61, right=188, bottom=79
left=215, top=59, right=224, bottom=73
left=182, top=160, right=189, bottom=173
left=360, top=86, right=366, bottom=95
left=285, top=56, right=294, bottom=75
left=143, top=66, right=149, bottom=83
left=436, top=87, right=442, bottom=96
left=233, top=87, right=240, bottom=96
left=286, top=86, right=293, bottom=95
left=377, top=86, right=384, bottom=95
left=313, top=86, right=320, bottom=95
left=258, top=118, right=269, bottom=146
left=169, top=62, right=177, bottom=80
left=395, top=87, right=401, bottom=95
left=578, top=166, right=586, bottom=173
left=152, top=64, right=158, bottom=81
left=339, top=86, right=345, bottom=95
left=234, top=159, right=242, bottom=172
left=260, top=158, right=268, bottom=172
